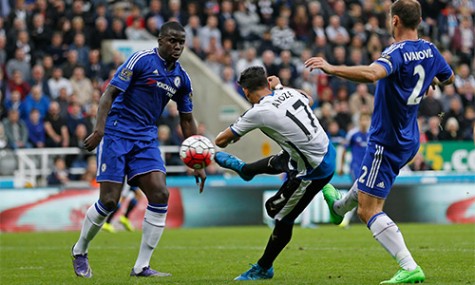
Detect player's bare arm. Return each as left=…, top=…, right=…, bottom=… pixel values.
left=215, top=128, right=238, bottom=148
left=179, top=112, right=207, bottom=192
left=84, top=85, right=120, bottom=151
left=304, top=57, right=387, bottom=83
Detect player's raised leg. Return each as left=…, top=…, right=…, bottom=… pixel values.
left=215, top=151, right=289, bottom=181
left=130, top=172, right=171, bottom=277
left=72, top=182, right=122, bottom=278
left=322, top=182, right=359, bottom=225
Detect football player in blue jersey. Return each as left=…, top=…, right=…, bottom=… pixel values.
left=72, top=21, right=207, bottom=278
left=337, top=111, right=371, bottom=228
left=305, top=0, right=454, bottom=283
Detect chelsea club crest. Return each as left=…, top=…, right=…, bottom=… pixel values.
left=174, top=76, right=181, bottom=88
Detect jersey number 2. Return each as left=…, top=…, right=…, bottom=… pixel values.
left=407, top=64, right=425, bottom=105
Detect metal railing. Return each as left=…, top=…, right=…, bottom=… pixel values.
left=14, top=146, right=186, bottom=186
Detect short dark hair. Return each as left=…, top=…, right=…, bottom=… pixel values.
left=391, top=0, right=421, bottom=29
left=159, top=21, right=185, bottom=36
left=238, top=66, right=268, bottom=92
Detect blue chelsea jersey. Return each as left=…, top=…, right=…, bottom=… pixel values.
left=106, top=48, right=193, bottom=140
left=346, top=130, right=368, bottom=171
left=371, top=39, right=452, bottom=150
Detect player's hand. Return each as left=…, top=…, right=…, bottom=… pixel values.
left=267, top=76, right=282, bottom=90
left=194, top=168, right=207, bottom=193
left=84, top=130, right=104, bottom=151
left=304, top=57, right=333, bottom=74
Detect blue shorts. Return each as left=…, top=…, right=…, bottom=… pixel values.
left=357, top=141, right=417, bottom=199
left=96, top=134, right=165, bottom=186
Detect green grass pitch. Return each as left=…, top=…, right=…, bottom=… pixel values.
left=1, top=224, right=474, bottom=285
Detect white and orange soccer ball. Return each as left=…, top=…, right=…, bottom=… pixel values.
left=180, top=135, right=215, bottom=169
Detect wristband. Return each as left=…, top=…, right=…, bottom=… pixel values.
left=274, top=84, right=283, bottom=90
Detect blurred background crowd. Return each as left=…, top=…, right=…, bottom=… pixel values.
left=0, top=0, right=474, bottom=184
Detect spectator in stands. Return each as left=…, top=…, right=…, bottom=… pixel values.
left=309, top=15, right=326, bottom=46
left=443, top=98, right=465, bottom=128
left=0, top=34, right=6, bottom=67
left=85, top=49, right=107, bottom=82
left=278, top=50, right=298, bottom=82
left=2, top=108, right=28, bottom=149
left=409, top=152, right=432, bottom=171
left=440, top=117, right=463, bottom=141
left=451, top=16, right=474, bottom=65
left=236, top=47, right=262, bottom=76
left=425, top=116, right=443, bottom=142
left=21, top=85, right=50, bottom=121
left=165, top=0, right=185, bottom=24
left=44, top=101, right=69, bottom=148
left=110, top=18, right=127, bottom=40
left=30, top=13, right=51, bottom=58
left=81, top=156, right=98, bottom=187
left=61, top=49, right=81, bottom=79
left=6, top=48, right=31, bottom=83
left=318, top=102, right=334, bottom=131
left=157, top=102, right=181, bottom=145
left=311, top=36, right=333, bottom=61
left=66, top=101, right=86, bottom=136
left=458, top=81, right=475, bottom=109
left=222, top=65, right=239, bottom=93
left=10, top=30, right=34, bottom=67
left=7, top=70, right=30, bottom=101
left=290, top=4, right=311, bottom=41
left=125, top=16, right=156, bottom=41
left=221, top=18, right=241, bottom=50
left=145, top=0, right=165, bottom=30
left=26, top=108, right=45, bottom=148
left=41, top=55, right=53, bottom=79
left=419, top=87, right=443, bottom=118
left=261, top=50, right=279, bottom=77
left=349, top=84, right=374, bottom=115
left=185, top=15, right=201, bottom=49
left=327, top=120, right=346, bottom=145
left=326, top=15, right=350, bottom=47
left=29, top=64, right=51, bottom=98
left=271, top=16, right=295, bottom=54
left=256, top=29, right=274, bottom=55
left=233, top=1, right=264, bottom=44
left=69, top=33, right=90, bottom=66
left=48, top=67, right=73, bottom=100
left=462, top=106, right=475, bottom=141
left=334, top=100, right=352, bottom=132
left=70, top=66, right=93, bottom=106
left=219, top=0, right=235, bottom=30
left=0, top=122, right=7, bottom=149
left=199, top=15, right=221, bottom=52
left=145, top=17, right=160, bottom=38
left=440, top=85, right=462, bottom=113
left=158, top=124, right=182, bottom=167
left=90, top=16, right=113, bottom=50
left=4, top=90, right=22, bottom=113
left=47, top=32, right=68, bottom=66
left=68, top=123, right=89, bottom=168
left=47, top=156, right=70, bottom=186
left=455, top=64, right=475, bottom=92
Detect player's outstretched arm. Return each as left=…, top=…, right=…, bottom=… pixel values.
left=179, top=112, right=207, bottom=193
left=304, top=57, right=387, bottom=83
left=84, top=85, right=120, bottom=151
left=215, top=128, right=239, bottom=148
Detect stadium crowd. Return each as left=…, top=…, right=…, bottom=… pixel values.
left=0, top=0, right=474, bottom=180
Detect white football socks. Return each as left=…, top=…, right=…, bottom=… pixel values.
left=73, top=200, right=113, bottom=255
left=368, top=212, right=418, bottom=271
left=333, top=181, right=359, bottom=216
left=133, top=204, right=167, bottom=274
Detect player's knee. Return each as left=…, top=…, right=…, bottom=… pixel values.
left=100, top=198, right=119, bottom=212
left=147, top=187, right=169, bottom=204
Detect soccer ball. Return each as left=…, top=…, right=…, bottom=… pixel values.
left=180, top=135, right=215, bottom=169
